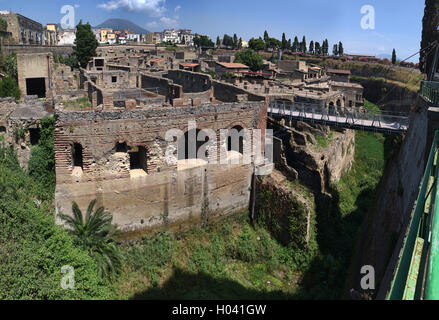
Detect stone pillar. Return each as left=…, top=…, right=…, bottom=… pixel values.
left=92, top=91, right=97, bottom=108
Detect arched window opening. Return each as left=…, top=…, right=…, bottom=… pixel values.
left=129, top=146, right=148, bottom=173
left=178, top=129, right=210, bottom=161
left=116, top=141, right=128, bottom=153
left=227, top=126, right=244, bottom=154
left=72, top=143, right=83, bottom=169
left=328, top=102, right=335, bottom=114
left=0, top=126, right=6, bottom=134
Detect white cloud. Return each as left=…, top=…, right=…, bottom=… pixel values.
left=98, top=0, right=166, bottom=17
left=174, top=5, right=181, bottom=13
left=160, top=16, right=178, bottom=28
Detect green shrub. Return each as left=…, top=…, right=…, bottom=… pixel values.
left=125, top=232, right=175, bottom=286
left=0, top=77, right=20, bottom=101
left=0, top=146, right=113, bottom=299
left=28, top=117, right=55, bottom=200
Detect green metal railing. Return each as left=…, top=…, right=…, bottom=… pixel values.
left=387, top=130, right=439, bottom=300
left=421, top=81, right=439, bottom=107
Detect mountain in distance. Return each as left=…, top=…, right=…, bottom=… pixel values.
left=94, top=19, right=149, bottom=34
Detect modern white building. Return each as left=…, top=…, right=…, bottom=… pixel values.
left=178, top=29, right=194, bottom=46
left=126, top=33, right=141, bottom=42
left=58, top=29, right=76, bottom=46
left=162, top=29, right=179, bottom=43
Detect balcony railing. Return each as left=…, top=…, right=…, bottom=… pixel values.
left=421, top=81, right=439, bottom=106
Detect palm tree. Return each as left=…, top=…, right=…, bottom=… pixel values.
left=59, top=199, right=122, bottom=277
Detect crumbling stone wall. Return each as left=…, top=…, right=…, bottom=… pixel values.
left=272, top=120, right=355, bottom=195
left=255, top=171, right=311, bottom=249
left=166, top=70, right=212, bottom=93
left=54, top=101, right=267, bottom=236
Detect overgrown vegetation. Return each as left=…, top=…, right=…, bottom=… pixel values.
left=0, top=108, right=391, bottom=300
left=0, top=144, right=113, bottom=299
left=63, top=97, right=91, bottom=109
left=28, top=117, right=55, bottom=200
left=59, top=200, right=123, bottom=278
left=116, top=214, right=302, bottom=299
left=0, top=77, right=20, bottom=101
left=234, top=49, right=264, bottom=72
left=0, top=53, right=20, bottom=101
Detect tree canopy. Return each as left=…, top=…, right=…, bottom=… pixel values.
left=193, top=35, right=214, bottom=48
left=73, top=21, right=98, bottom=68
left=234, top=49, right=263, bottom=72
left=248, top=37, right=266, bottom=51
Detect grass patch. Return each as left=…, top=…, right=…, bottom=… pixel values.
left=63, top=97, right=91, bottom=110
left=113, top=213, right=302, bottom=300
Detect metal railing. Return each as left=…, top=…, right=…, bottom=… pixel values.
left=268, top=100, right=410, bottom=134
left=386, top=130, right=439, bottom=300
left=421, top=81, right=439, bottom=106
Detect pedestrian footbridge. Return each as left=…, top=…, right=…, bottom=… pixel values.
left=269, top=101, right=410, bottom=135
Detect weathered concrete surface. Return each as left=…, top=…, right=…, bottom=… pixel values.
left=54, top=100, right=267, bottom=237
left=56, top=160, right=253, bottom=235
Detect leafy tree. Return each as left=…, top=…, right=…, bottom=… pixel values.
left=392, top=48, right=397, bottom=65
left=0, top=77, right=20, bottom=101
left=266, top=37, right=281, bottom=51
left=338, top=41, right=344, bottom=56
left=194, top=35, right=214, bottom=48
left=333, top=44, right=339, bottom=56
left=309, top=41, right=315, bottom=55
left=248, top=37, right=266, bottom=51
left=216, top=36, right=221, bottom=47
left=58, top=200, right=123, bottom=277
left=420, top=0, right=439, bottom=73
left=73, top=21, right=98, bottom=68
left=64, top=54, right=79, bottom=70
left=238, top=37, right=243, bottom=50
left=234, top=49, right=263, bottom=72
left=288, top=39, right=292, bottom=51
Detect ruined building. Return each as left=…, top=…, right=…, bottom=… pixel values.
left=53, top=56, right=270, bottom=237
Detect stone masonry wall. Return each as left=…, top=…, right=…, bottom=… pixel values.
left=54, top=101, right=267, bottom=236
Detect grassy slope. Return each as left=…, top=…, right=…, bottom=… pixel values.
left=114, top=214, right=304, bottom=300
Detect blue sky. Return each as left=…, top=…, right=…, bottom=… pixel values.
left=0, top=0, right=425, bottom=62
